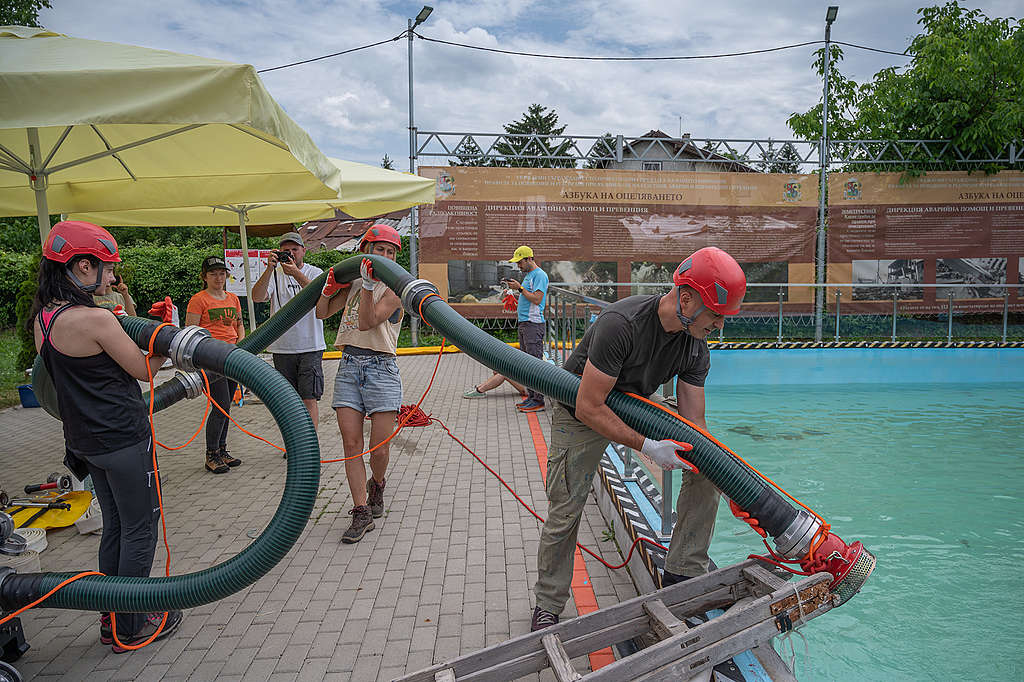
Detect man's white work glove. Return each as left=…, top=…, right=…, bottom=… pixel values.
left=640, top=438, right=698, bottom=472
left=360, top=258, right=377, bottom=290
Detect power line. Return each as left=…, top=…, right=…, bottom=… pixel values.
left=414, top=32, right=823, bottom=61
left=833, top=40, right=911, bottom=56
left=256, top=30, right=912, bottom=74
left=257, top=34, right=404, bottom=73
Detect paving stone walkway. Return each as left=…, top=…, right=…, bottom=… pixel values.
left=1, top=352, right=638, bottom=681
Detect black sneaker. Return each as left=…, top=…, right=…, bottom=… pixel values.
left=531, top=606, right=559, bottom=632
left=660, top=569, right=693, bottom=587
left=100, top=612, right=112, bottom=645
left=205, top=451, right=229, bottom=474
left=218, top=448, right=242, bottom=467
left=366, top=478, right=386, bottom=519
left=111, top=610, right=183, bottom=653
left=341, top=505, right=375, bottom=544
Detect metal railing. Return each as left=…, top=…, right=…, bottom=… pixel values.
left=545, top=283, right=1022, bottom=346
left=541, top=282, right=1022, bottom=537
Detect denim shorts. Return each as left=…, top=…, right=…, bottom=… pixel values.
left=331, top=353, right=403, bottom=415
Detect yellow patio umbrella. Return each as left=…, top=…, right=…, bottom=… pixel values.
left=0, top=25, right=342, bottom=243
left=73, top=158, right=436, bottom=226
left=71, top=158, right=436, bottom=328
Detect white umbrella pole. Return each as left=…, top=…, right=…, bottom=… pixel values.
left=237, top=211, right=258, bottom=332
left=27, top=127, right=51, bottom=245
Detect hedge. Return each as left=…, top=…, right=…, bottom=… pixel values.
left=3, top=236, right=413, bottom=369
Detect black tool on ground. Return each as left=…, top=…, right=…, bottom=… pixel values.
left=23, top=474, right=72, bottom=495
left=5, top=501, right=71, bottom=511
left=0, top=494, right=7, bottom=510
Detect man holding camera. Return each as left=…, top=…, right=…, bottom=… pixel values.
left=505, top=245, right=548, bottom=413
left=252, top=231, right=325, bottom=430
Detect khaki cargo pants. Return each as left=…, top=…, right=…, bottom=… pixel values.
left=533, top=402, right=721, bottom=616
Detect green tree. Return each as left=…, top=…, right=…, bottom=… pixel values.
left=0, top=0, right=51, bottom=26
left=759, top=140, right=803, bottom=174
left=788, top=2, right=1024, bottom=172
left=380, top=153, right=395, bottom=170
left=450, top=137, right=493, bottom=166
left=493, top=104, right=576, bottom=168
left=583, top=133, right=616, bottom=169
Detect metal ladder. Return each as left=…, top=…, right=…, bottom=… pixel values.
left=397, top=559, right=835, bottom=681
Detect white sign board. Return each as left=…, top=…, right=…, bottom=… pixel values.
left=224, top=249, right=273, bottom=296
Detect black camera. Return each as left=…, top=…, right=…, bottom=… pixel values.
left=273, top=250, right=292, bottom=263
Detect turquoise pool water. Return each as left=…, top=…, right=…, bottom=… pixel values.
left=692, top=380, right=1024, bottom=680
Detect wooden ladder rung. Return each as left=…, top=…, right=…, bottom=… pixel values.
left=542, top=633, right=583, bottom=681
left=433, top=668, right=456, bottom=682
left=642, top=598, right=686, bottom=641
left=741, top=565, right=789, bottom=594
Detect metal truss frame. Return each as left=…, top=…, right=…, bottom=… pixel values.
left=415, top=132, right=1021, bottom=168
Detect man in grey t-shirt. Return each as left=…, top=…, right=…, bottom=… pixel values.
left=252, top=231, right=325, bottom=432
left=531, top=247, right=747, bottom=632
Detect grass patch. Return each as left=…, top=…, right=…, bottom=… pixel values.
left=0, top=328, right=26, bottom=409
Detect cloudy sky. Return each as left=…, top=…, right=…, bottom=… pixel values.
left=38, top=0, right=1019, bottom=168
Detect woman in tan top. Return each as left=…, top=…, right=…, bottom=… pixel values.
left=316, top=224, right=404, bottom=544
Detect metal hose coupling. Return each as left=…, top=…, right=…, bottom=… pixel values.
left=400, top=279, right=441, bottom=318
left=170, top=371, right=205, bottom=400
left=775, top=510, right=876, bottom=607
left=166, top=326, right=211, bottom=371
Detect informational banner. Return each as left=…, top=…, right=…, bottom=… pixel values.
left=828, top=171, right=1024, bottom=313
left=418, top=167, right=818, bottom=315
left=224, top=248, right=273, bottom=296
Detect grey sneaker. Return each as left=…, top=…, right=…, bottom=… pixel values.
left=341, top=505, right=375, bottom=544
left=110, top=610, right=183, bottom=653
left=462, top=386, right=486, bottom=398
left=367, top=478, right=386, bottom=518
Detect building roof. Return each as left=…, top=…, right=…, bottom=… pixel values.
left=299, top=209, right=409, bottom=251
left=622, top=130, right=756, bottom=172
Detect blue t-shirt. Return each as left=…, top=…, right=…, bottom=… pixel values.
left=517, top=267, right=549, bottom=322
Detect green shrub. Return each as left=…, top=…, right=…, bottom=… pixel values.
left=14, top=252, right=41, bottom=371
left=0, top=251, right=34, bottom=327
left=117, top=244, right=221, bottom=318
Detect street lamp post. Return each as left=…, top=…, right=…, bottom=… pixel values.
left=408, top=5, right=432, bottom=346
left=815, top=5, right=839, bottom=342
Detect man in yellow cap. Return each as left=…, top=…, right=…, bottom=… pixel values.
left=504, top=245, right=549, bottom=412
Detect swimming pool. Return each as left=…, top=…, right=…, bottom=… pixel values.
left=668, top=349, right=1024, bottom=680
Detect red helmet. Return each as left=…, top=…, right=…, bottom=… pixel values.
left=673, top=247, right=746, bottom=315
left=359, top=223, right=402, bottom=252
left=43, top=220, right=120, bottom=264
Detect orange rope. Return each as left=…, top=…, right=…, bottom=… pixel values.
left=321, top=338, right=446, bottom=463
left=417, top=292, right=443, bottom=326
left=107, top=323, right=179, bottom=651
left=200, top=370, right=286, bottom=453
left=0, top=572, right=104, bottom=627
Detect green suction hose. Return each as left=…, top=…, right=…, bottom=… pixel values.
left=2, top=318, right=320, bottom=614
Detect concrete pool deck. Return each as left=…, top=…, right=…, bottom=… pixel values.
left=0, top=353, right=639, bottom=681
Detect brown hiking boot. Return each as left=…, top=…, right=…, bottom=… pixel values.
left=367, top=478, right=386, bottom=518
left=205, top=450, right=229, bottom=474
left=218, top=448, right=241, bottom=467
left=341, top=505, right=375, bottom=544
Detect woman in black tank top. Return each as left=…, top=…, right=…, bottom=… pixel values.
left=30, top=221, right=184, bottom=650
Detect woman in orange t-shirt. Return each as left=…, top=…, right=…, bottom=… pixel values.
left=186, top=255, right=245, bottom=474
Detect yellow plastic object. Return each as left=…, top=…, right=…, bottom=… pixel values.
left=5, top=491, right=93, bottom=530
